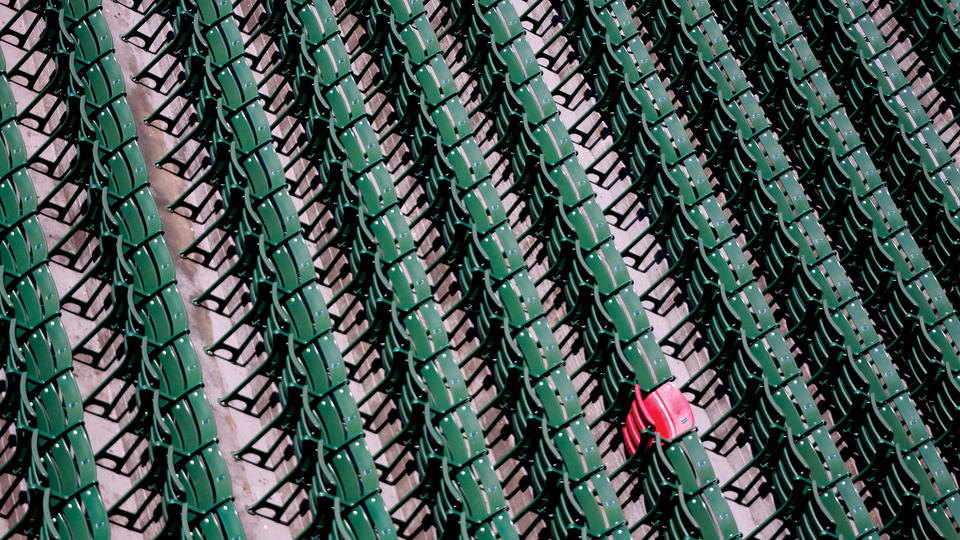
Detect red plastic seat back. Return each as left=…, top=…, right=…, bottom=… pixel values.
left=622, top=426, right=637, bottom=456
left=638, top=382, right=693, bottom=441
left=623, top=401, right=645, bottom=456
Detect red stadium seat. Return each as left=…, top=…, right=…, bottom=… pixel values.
left=638, top=382, right=693, bottom=441
left=624, top=383, right=694, bottom=456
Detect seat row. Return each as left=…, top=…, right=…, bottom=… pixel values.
left=715, top=0, right=960, bottom=470
left=894, top=0, right=960, bottom=110
left=26, top=0, right=250, bottom=536
left=443, top=0, right=743, bottom=536
left=789, top=0, right=960, bottom=292
left=256, top=0, right=522, bottom=536
left=122, top=0, right=399, bottom=536
left=7, top=1, right=249, bottom=537
left=536, top=0, right=881, bottom=536
left=0, top=0, right=76, bottom=146
left=0, top=48, right=110, bottom=540
left=641, top=0, right=960, bottom=535
left=349, top=0, right=639, bottom=536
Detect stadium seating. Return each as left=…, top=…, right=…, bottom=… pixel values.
left=0, top=0, right=249, bottom=536
left=713, top=0, right=960, bottom=470
left=0, top=47, right=109, bottom=539
left=1, top=0, right=960, bottom=536
left=789, top=0, right=960, bottom=291
left=895, top=0, right=959, bottom=109
left=633, top=0, right=960, bottom=535
left=480, top=0, right=878, bottom=535
left=439, top=0, right=746, bottom=536
left=337, top=0, right=634, bottom=535
left=257, top=1, right=520, bottom=535
left=130, top=0, right=403, bottom=536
